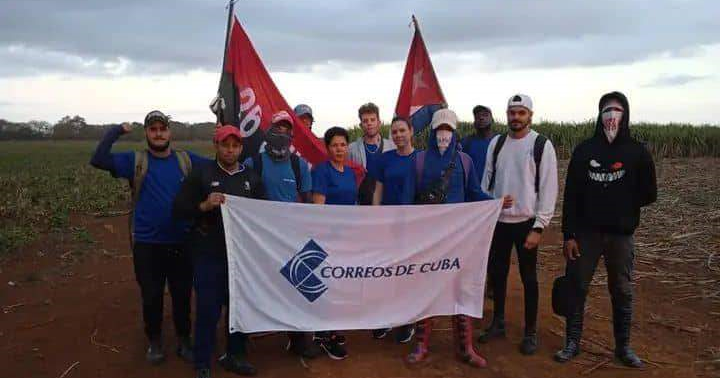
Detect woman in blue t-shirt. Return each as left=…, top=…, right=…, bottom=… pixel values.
left=312, top=127, right=358, bottom=206
left=310, top=126, right=356, bottom=361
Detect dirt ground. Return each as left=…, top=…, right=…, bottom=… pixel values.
left=2, top=160, right=719, bottom=378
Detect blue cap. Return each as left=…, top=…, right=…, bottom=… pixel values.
left=293, top=104, right=313, bottom=120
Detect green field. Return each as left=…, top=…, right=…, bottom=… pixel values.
left=2, top=119, right=720, bottom=255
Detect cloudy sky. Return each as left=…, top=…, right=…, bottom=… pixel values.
left=1, top=0, right=718, bottom=131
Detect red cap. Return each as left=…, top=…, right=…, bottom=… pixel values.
left=271, top=110, right=294, bottom=129
left=214, top=125, right=243, bottom=143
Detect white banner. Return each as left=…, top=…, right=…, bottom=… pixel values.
left=221, top=196, right=502, bottom=333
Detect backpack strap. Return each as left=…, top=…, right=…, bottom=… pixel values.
left=290, top=154, right=302, bottom=193
left=488, top=134, right=508, bottom=192
left=175, top=150, right=192, bottom=178
left=132, top=150, right=149, bottom=206
left=251, top=154, right=263, bottom=178
left=533, top=134, right=547, bottom=194
left=414, top=151, right=426, bottom=188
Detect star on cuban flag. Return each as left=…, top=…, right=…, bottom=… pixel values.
left=394, top=15, right=447, bottom=134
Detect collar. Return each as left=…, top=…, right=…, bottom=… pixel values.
left=216, top=161, right=244, bottom=176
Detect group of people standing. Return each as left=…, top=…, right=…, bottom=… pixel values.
left=90, top=91, right=656, bottom=378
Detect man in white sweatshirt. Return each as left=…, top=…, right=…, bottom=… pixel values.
left=478, top=94, right=559, bottom=356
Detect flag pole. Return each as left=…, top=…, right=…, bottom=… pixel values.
left=214, top=0, right=238, bottom=125
left=220, top=0, right=237, bottom=82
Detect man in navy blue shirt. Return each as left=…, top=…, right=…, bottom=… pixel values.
left=461, top=105, right=495, bottom=180
left=90, top=110, right=208, bottom=365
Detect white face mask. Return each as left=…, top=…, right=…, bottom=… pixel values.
left=436, top=129, right=453, bottom=155
left=601, top=110, right=622, bottom=143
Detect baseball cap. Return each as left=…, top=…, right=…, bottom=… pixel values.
left=430, top=108, right=458, bottom=130
left=293, top=104, right=313, bottom=120
left=507, top=94, right=533, bottom=111
left=472, top=105, right=492, bottom=116
left=214, top=125, right=243, bottom=143
left=144, top=110, right=170, bottom=127
left=271, top=110, right=294, bottom=129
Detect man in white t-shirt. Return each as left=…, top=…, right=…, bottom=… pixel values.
left=479, top=94, right=559, bottom=355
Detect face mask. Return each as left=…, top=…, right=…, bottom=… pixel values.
left=436, top=129, right=453, bottom=155
left=601, top=110, right=623, bottom=143
left=265, top=128, right=291, bottom=161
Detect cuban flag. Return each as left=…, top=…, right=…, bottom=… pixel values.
left=394, top=15, right=447, bottom=134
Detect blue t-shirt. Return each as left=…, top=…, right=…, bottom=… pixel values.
left=364, top=142, right=383, bottom=179
left=112, top=151, right=208, bottom=243
left=311, top=161, right=357, bottom=205
left=461, top=134, right=494, bottom=180
left=376, top=150, right=418, bottom=205
left=243, top=153, right=312, bottom=203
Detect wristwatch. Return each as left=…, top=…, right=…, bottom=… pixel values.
left=532, top=227, right=544, bottom=234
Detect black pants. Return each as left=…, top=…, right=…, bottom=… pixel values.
left=564, top=232, right=635, bottom=348
left=488, top=219, right=539, bottom=333
left=132, top=242, right=193, bottom=341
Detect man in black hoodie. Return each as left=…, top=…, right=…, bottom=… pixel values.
left=555, top=92, right=656, bottom=367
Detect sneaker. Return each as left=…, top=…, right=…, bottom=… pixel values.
left=477, top=320, right=506, bottom=344
left=218, top=353, right=257, bottom=376
left=195, top=368, right=211, bottom=378
left=286, top=337, right=323, bottom=359
left=146, top=340, right=166, bottom=365
left=394, top=325, right=415, bottom=344
left=334, top=333, right=346, bottom=345
left=176, top=336, right=193, bottom=363
left=519, top=333, right=538, bottom=355
left=372, top=328, right=391, bottom=340
left=554, top=340, right=581, bottom=363
left=316, top=336, right=348, bottom=360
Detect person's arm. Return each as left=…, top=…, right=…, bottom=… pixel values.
left=311, top=164, right=327, bottom=204
left=637, top=146, right=657, bottom=207
left=533, top=140, right=559, bottom=229
left=562, top=146, right=582, bottom=241
left=173, top=167, right=206, bottom=221
left=187, top=151, right=212, bottom=166
left=89, top=123, right=131, bottom=175
left=464, top=157, right=493, bottom=202
left=372, top=182, right=383, bottom=205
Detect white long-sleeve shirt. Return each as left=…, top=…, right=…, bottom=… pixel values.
left=481, top=129, right=558, bottom=229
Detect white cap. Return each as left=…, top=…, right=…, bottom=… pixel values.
left=507, top=94, right=533, bottom=111
left=430, top=108, right=458, bottom=130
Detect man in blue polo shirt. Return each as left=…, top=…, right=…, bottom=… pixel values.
left=90, top=110, right=209, bottom=365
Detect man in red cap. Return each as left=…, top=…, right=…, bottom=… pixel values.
left=173, top=125, right=265, bottom=378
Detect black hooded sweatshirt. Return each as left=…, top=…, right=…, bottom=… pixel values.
left=562, top=92, right=657, bottom=240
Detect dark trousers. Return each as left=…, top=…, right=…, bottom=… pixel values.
left=132, top=242, right=193, bottom=341
left=488, top=219, right=539, bottom=333
left=193, top=251, right=248, bottom=370
left=564, top=232, right=635, bottom=348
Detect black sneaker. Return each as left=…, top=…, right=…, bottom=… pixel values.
left=286, top=337, right=323, bottom=359
left=316, top=336, right=348, bottom=360
left=195, top=368, right=211, bottom=378
left=554, top=340, right=581, bottom=363
left=146, top=340, right=166, bottom=365
left=394, top=325, right=415, bottom=344
left=615, top=347, right=643, bottom=368
left=218, top=353, right=257, bottom=376
left=334, top=333, right=346, bottom=345
left=372, top=328, right=391, bottom=340
left=477, top=320, right=506, bottom=344
left=519, top=333, right=538, bottom=355
left=176, top=336, right=193, bottom=363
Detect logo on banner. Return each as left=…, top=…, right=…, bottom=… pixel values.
left=280, top=239, right=328, bottom=302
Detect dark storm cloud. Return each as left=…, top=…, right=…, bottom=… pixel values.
left=0, top=0, right=718, bottom=77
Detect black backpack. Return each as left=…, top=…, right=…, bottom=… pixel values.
left=488, top=133, right=548, bottom=193
left=251, top=153, right=303, bottom=193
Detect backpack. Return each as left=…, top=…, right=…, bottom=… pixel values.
left=251, top=153, right=303, bottom=193
left=488, top=133, right=547, bottom=193
left=414, top=148, right=473, bottom=204
left=129, top=150, right=192, bottom=244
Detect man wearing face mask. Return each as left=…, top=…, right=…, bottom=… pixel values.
left=555, top=92, right=656, bottom=367
left=479, top=94, right=558, bottom=356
